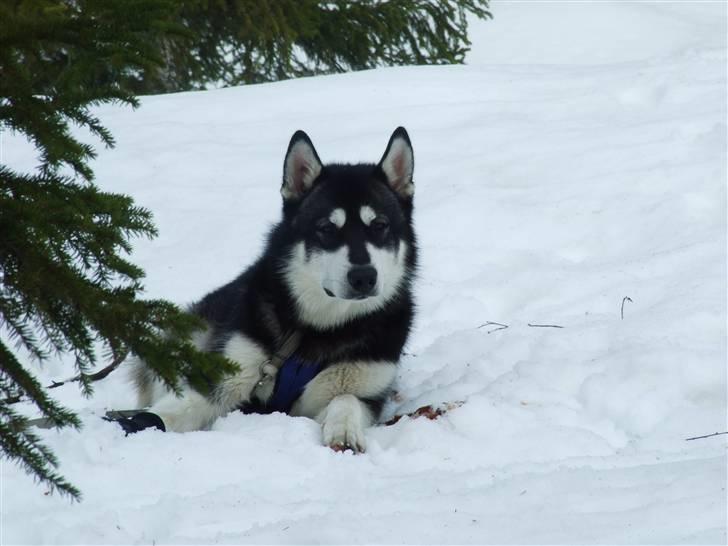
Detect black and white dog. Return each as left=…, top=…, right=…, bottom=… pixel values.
left=128, top=128, right=417, bottom=452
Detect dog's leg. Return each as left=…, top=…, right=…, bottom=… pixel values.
left=318, top=394, right=373, bottom=452
left=146, top=386, right=221, bottom=432
left=129, top=328, right=212, bottom=410
left=129, top=356, right=156, bottom=409
left=290, top=361, right=397, bottom=452
left=213, top=332, right=270, bottom=409
left=129, top=332, right=269, bottom=433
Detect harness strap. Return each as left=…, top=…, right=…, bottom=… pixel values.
left=270, top=331, right=303, bottom=370
left=251, top=330, right=303, bottom=404
left=263, top=356, right=322, bottom=414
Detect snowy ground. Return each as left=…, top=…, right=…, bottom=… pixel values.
left=2, top=2, right=726, bottom=544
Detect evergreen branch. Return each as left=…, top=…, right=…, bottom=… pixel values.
left=0, top=405, right=81, bottom=500
left=151, top=0, right=491, bottom=92
left=0, top=0, right=197, bottom=501
left=2, top=349, right=129, bottom=406
left=0, top=344, right=81, bottom=429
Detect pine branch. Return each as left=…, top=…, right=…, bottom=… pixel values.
left=0, top=345, right=81, bottom=428
left=2, top=350, right=129, bottom=406
left=0, top=405, right=81, bottom=500
left=144, top=0, right=492, bottom=92
left=0, top=0, right=226, bottom=502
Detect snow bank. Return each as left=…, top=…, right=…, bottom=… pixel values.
left=2, top=2, right=726, bottom=544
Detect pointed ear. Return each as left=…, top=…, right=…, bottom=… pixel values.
left=281, top=130, right=323, bottom=201
left=377, top=127, right=414, bottom=199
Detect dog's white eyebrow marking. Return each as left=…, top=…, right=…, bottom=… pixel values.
left=329, top=208, right=346, bottom=228
left=360, top=206, right=377, bottom=226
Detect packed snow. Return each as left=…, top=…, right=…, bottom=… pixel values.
left=2, top=2, right=726, bottom=544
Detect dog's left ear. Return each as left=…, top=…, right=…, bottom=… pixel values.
left=281, top=130, right=323, bottom=201
left=377, top=127, right=414, bottom=199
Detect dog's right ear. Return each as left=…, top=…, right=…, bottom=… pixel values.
left=281, top=130, right=323, bottom=201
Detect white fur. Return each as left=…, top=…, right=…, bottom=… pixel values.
left=359, top=205, right=377, bottom=226
left=135, top=328, right=211, bottom=408
left=291, top=362, right=396, bottom=453
left=215, top=333, right=270, bottom=408
left=318, top=394, right=372, bottom=452
left=367, top=242, right=406, bottom=298
left=147, top=386, right=221, bottom=432
left=283, top=241, right=409, bottom=329
left=290, top=361, right=397, bottom=418
left=381, top=136, right=414, bottom=197
left=329, top=208, right=346, bottom=228
left=316, top=245, right=352, bottom=299
left=144, top=332, right=269, bottom=432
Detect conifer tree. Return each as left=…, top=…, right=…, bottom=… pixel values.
left=121, top=0, right=492, bottom=93
left=0, top=0, right=236, bottom=500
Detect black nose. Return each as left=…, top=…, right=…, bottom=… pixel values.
left=347, top=265, right=378, bottom=296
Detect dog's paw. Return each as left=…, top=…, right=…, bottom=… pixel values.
left=324, top=425, right=366, bottom=453
left=105, top=411, right=166, bottom=435
left=323, top=418, right=367, bottom=453
left=320, top=394, right=368, bottom=453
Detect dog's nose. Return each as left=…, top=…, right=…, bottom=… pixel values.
left=347, top=265, right=378, bottom=296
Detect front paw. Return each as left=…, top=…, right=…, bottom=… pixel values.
left=320, top=394, right=368, bottom=453
left=324, top=419, right=366, bottom=453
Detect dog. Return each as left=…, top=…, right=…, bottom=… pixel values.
left=126, top=127, right=417, bottom=452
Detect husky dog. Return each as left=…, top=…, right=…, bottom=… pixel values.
left=127, top=128, right=417, bottom=452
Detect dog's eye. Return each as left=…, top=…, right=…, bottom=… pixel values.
left=370, top=218, right=389, bottom=233
left=316, top=221, right=337, bottom=237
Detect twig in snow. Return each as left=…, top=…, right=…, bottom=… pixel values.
left=621, top=296, right=633, bottom=320
left=384, top=401, right=464, bottom=426
left=476, top=321, right=509, bottom=334
left=527, top=323, right=564, bottom=329
left=685, top=431, right=728, bottom=441
left=3, top=350, right=128, bottom=406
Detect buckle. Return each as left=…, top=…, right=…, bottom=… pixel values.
left=252, top=360, right=276, bottom=402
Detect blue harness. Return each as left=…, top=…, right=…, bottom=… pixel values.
left=256, top=355, right=322, bottom=414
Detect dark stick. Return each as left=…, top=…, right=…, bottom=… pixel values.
left=621, top=296, right=633, bottom=320
left=50, top=351, right=128, bottom=388
left=476, top=321, right=509, bottom=334
left=685, top=431, right=728, bottom=441
left=527, top=323, right=564, bottom=329
left=2, top=350, right=128, bottom=406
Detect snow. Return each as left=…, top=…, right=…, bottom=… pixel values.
left=2, top=2, right=726, bottom=544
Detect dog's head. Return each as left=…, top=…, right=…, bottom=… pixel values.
left=278, top=128, right=416, bottom=329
